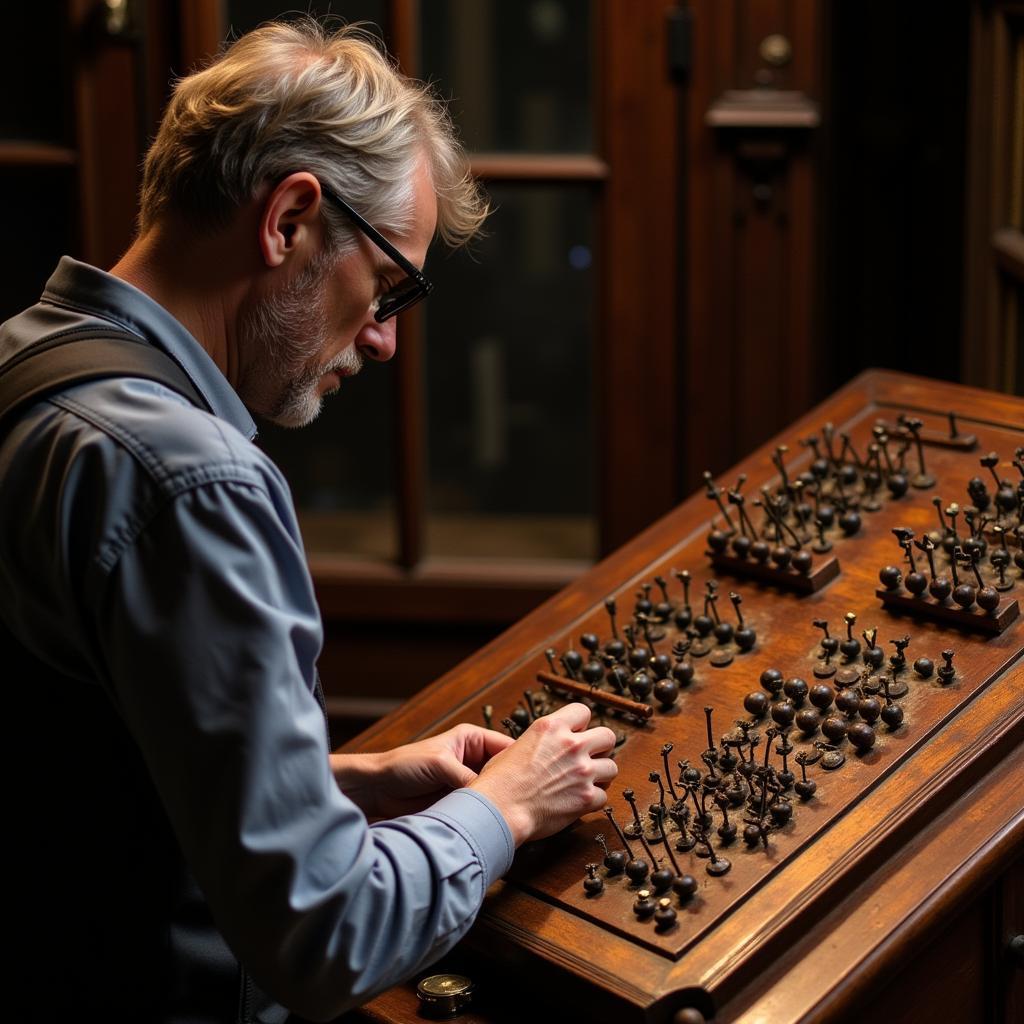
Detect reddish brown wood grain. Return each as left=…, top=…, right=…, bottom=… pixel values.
left=599, top=0, right=683, bottom=552
left=343, top=371, right=1024, bottom=1023
left=682, top=0, right=825, bottom=495
left=1000, top=856, right=1024, bottom=1024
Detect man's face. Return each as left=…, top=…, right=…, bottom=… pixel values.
left=237, top=160, right=438, bottom=428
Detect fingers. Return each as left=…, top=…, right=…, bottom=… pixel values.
left=572, top=742, right=618, bottom=807
left=448, top=760, right=478, bottom=788
left=582, top=784, right=615, bottom=816
left=579, top=725, right=618, bottom=757
left=450, top=723, right=515, bottom=771
left=541, top=701, right=593, bottom=731
left=591, top=753, right=619, bottom=790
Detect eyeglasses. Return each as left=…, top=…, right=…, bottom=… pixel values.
left=318, top=182, right=434, bottom=322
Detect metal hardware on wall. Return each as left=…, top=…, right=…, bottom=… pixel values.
left=1010, top=933, right=1024, bottom=968
left=682, top=0, right=825, bottom=490
left=104, top=0, right=131, bottom=37
left=704, top=26, right=818, bottom=214
left=705, top=89, right=818, bottom=214
left=667, top=8, right=693, bottom=83
left=759, top=33, right=792, bottom=68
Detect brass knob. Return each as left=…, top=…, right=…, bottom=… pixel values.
left=673, top=1009, right=708, bottom=1024
left=759, top=34, right=792, bottom=68
left=104, top=0, right=130, bottom=35
left=416, top=973, right=474, bottom=1019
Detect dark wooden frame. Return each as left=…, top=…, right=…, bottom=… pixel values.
left=180, top=0, right=687, bottom=619
left=963, top=0, right=1024, bottom=392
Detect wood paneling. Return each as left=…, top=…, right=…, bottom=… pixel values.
left=963, top=1, right=1024, bottom=392
left=599, top=0, right=683, bottom=553
left=681, top=0, right=823, bottom=496
left=0, top=143, right=77, bottom=166
left=995, top=856, right=1024, bottom=1023
left=70, top=0, right=145, bottom=268
left=470, top=154, right=610, bottom=181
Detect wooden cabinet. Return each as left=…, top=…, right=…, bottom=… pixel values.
left=341, top=370, right=1024, bottom=1023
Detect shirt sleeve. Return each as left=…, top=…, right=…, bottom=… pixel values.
left=92, top=476, right=514, bottom=1021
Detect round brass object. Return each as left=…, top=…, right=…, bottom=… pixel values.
left=416, top=973, right=474, bottom=1019
left=820, top=749, right=846, bottom=771
left=886, top=678, right=909, bottom=699
left=759, top=33, right=793, bottom=67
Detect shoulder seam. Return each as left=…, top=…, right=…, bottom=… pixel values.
left=94, top=476, right=277, bottom=577
left=57, top=390, right=202, bottom=489
left=53, top=387, right=256, bottom=491
left=38, top=295, right=151, bottom=339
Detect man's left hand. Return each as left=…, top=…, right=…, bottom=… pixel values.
left=330, top=724, right=515, bottom=819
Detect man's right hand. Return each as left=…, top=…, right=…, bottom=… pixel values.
left=468, top=702, right=618, bottom=846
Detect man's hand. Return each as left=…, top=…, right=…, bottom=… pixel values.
left=468, top=703, right=618, bottom=846
left=330, top=724, right=515, bottom=819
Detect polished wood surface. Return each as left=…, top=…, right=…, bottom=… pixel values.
left=342, top=372, right=1024, bottom=1022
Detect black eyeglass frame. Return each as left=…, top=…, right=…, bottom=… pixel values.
left=318, top=181, right=434, bottom=322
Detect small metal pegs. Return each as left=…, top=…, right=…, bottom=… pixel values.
left=633, top=888, right=656, bottom=919
left=812, top=619, right=839, bottom=678
left=654, top=897, right=678, bottom=931
left=794, top=751, right=817, bottom=800
left=937, top=648, right=957, bottom=684
left=595, top=833, right=626, bottom=876
left=583, top=863, right=605, bottom=896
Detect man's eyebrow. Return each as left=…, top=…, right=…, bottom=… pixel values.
left=375, top=252, right=426, bottom=275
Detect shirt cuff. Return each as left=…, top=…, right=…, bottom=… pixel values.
left=420, top=789, right=516, bottom=888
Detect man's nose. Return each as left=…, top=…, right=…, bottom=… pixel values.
left=355, top=317, right=397, bottom=362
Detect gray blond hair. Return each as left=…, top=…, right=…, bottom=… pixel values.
left=139, top=18, right=487, bottom=251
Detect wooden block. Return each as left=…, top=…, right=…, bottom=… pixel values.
left=876, top=587, right=1020, bottom=635
left=709, top=551, right=840, bottom=594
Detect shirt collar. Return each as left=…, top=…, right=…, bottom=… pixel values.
left=41, top=256, right=258, bottom=440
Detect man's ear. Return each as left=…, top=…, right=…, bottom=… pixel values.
left=258, top=173, right=323, bottom=268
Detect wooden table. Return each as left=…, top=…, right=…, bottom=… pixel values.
left=341, top=371, right=1024, bottom=1024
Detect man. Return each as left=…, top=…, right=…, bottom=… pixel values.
left=0, top=20, right=617, bottom=1023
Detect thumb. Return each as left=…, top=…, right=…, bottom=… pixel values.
left=437, top=750, right=479, bottom=789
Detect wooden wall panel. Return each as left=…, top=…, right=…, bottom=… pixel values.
left=682, top=0, right=823, bottom=492
left=997, top=857, right=1024, bottom=1022
left=599, top=0, right=683, bottom=552
left=70, top=0, right=145, bottom=268
left=963, top=2, right=1024, bottom=394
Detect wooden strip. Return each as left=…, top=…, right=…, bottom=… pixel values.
left=876, top=587, right=1020, bottom=636
left=389, top=0, right=419, bottom=75
left=324, top=695, right=401, bottom=720
left=599, top=0, right=682, bottom=552
left=993, top=225, right=1024, bottom=283
left=389, top=0, right=425, bottom=569
left=177, top=0, right=224, bottom=70
left=0, top=143, right=77, bottom=167
left=705, top=90, right=820, bottom=129
left=393, top=309, right=425, bottom=570
left=710, top=551, right=841, bottom=594
left=69, top=0, right=142, bottom=268
left=468, top=154, right=609, bottom=181
left=311, top=557, right=581, bottom=623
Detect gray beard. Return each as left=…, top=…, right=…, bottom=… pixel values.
left=237, top=254, right=363, bottom=428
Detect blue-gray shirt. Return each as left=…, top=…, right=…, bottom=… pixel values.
left=0, top=257, right=513, bottom=1020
